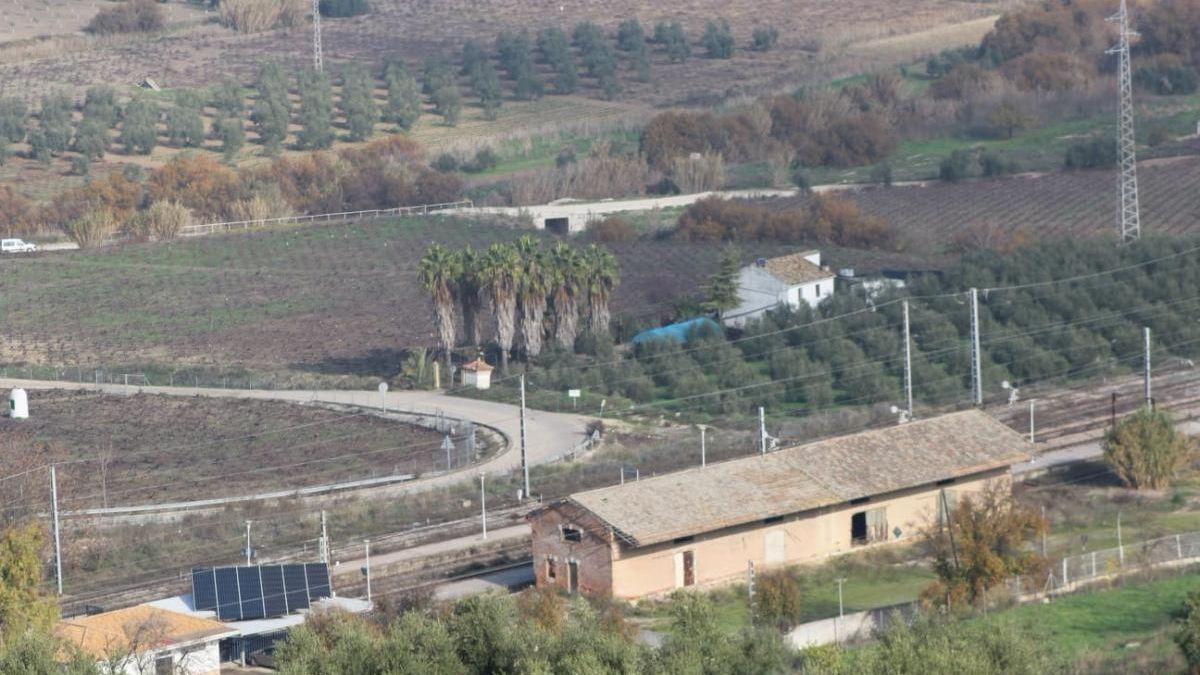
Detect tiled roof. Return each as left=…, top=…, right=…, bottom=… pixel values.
left=57, top=605, right=235, bottom=660
left=762, top=251, right=834, bottom=285
left=565, top=410, right=1030, bottom=547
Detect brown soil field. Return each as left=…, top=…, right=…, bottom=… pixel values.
left=770, top=155, right=1200, bottom=259
left=0, top=390, right=447, bottom=508
left=0, top=215, right=833, bottom=375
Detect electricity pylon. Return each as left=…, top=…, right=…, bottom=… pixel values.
left=1106, top=0, right=1140, bottom=243
left=312, top=0, right=324, bottom=72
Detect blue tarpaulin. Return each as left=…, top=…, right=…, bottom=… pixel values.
left=631, top=317, right=721, bottom=346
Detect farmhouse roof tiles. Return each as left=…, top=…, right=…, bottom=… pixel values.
left=57, top=605, right=236, bottom=660
left=762, top=251, right=834, bottom=285
left=564, top=410, right=1031, bottom=547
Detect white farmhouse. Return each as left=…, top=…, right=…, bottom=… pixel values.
left=723, top=250, right=836, bottom=328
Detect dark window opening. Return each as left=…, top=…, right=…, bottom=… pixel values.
left=562, top=527, right=582, bottom=543
left=546, top=559, right=556, bottom=580
left=682, top=550, right=695, bottom=586
left=155, top=656, right=173, bottom=675
left=673, top=535, right=695, bottom=545
left=763, top=516, right=784, bottom=525
left=851, top=512, right=868, bottom=545
left=849, top=496, right=871, bottom=505
left=936, top=477, right=956, bottom=486
left=545, top=217, right=570, bottom=235
left=568, top=561, right=580, bottom=593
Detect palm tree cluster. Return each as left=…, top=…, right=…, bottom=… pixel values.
left=419, top=236, right=620, bottom=375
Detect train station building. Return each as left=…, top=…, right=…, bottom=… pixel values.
left=528, top=410, right=1032, bottom=599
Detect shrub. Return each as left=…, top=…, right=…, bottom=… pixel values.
left=210, top=79, right=244, bottom=118
left=1177, top=588, right=1200, bottom=671
left=432, top=86, right=462, bottom=126
left=318, top=0, right=369, bottom=18
left=85, top=0, right=164, bottom=35
left=1147, top=125, right=1171, bottom=147
left=142, top=200, right=193, bottom=241
left=340, top=63, right=379, bottom=141
left=215, top=117, right=245, bottom=163
left=1135, top=55, right=1199, bottom=95
left=296, top=68, right=335, bottom=149
left=538, top=27, right=579, bottom=94
left=654, top=21, right=691, bottom=62
left=65, top=209, right=119, bottom=248
left=219, top=0, right=305, bottom=33
left=1105, top=407, right=1194, bottom=490
left=0, top=98, right=25, bottom=145
left=869, top=163, right=893, bottom=186
left=587, top=216, right=635, bottom=243
left=753, top=570, right=803, bottom=631
left=73, top=120, right=109, bottom=160
left=1063, top=137, right=1116, bottom=170
left=148, top=155, right=243, bottom=221
left=939, top=149, right=974, bottom=182
left=463, top=147, right=498, bottom=173
left=702, top=20, right=735, bottom=59
left=669, top=152, right=726, bottom=193
left=383, top=60, right=422, bottom=130
left=431, top=153, right=460, bottom=172
left=979, top=151, right=1018, bottom=177
left=120, top=99, right=160, bottom=155
left=0, top=185, right=36, bottom=235
left=751, top=27, right=779, bottom=51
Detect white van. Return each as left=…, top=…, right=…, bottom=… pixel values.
left=0, top=238, right=37, bottom=253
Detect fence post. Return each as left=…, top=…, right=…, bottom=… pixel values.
left=1062, top=558, right=1068, bottom=588
left=1178, top=534, right=1184, bottom=559
left=1091, top=551, right=1096, bottom=577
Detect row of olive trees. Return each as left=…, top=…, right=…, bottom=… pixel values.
left=419, top=236, right=619, bottom=375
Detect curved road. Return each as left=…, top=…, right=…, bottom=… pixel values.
left=0, top=378, right=592, bottom=513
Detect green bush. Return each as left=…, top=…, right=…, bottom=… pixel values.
left=1064, top=138, right=1117, bottom=170
left=85, top=0, right=164, bottom=35
left=702, top=20, right=735, bottom=59
left=752, top=27, right=780, bottom=51
left=753, top=570, right=804, bottom=630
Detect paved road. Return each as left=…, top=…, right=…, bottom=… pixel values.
left=1015, top=420, right=1200, bottom=475
left=331, top=524, right=531, bottom=579
left=0, top=378, right=590, bottom=509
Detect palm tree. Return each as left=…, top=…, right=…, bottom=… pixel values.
left=456, top=246, right=486, bottom=347
left=481, top=243, right=521, bottom=374
left=548, top=242, right=585, bottom=349
left=582, top=244, right=620, bottom=336
left=515, top=236, right=550, bottom=359
left=419, top=243, right=462, bottom=377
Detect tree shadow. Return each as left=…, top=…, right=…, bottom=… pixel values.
left=292, top=348, right=410, bottom=378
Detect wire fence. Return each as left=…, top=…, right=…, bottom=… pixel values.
left=1051, top=529, right=1200, bottom=591
left=178, top=200, right=474, bottom=237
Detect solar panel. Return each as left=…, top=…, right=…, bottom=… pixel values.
left=260, top=565, right=288, bottom=617
left=191, top=568, right=217, bottom=613
left=305, top=563, right=331, bottom=600
left=282, top=564, right=310, bottom=612
left=237, top=566, right=266, bottom=620
left=214, top=567, right=241, bottom=621
left=192, top=562, right=330, bottom=621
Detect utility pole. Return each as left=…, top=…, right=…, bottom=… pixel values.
left=1117, top=509, right=1125, bottom=566
left=480, top=474, right=488, bottom=539
left=698, top=424, right=708, bottom=468
left=969, top=288, right=982, bottom=406
left=758, top=407, right=767, bottom=455
left=1029, top=399, right=1036, bottom=444
left=1144, top=326, right=1152, bottom=407
left=363, top=539, right=372, bottom=603
left=835, top=578, right=846, bottom=643
left=245, top=520, right=252, bottom=566
left=50, top=466, right=62, bottom=595
left=520, top=375, right=529, bottom=499
left=1107, top=0, right=1141, bottom=242
left=319, top=510, right=329, bottom=564
left=311, top=0, right=323, bottom=73
left=902, top=299, right=913, bottom=419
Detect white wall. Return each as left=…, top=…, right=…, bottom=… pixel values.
left=724, top=267, right=834, bottom=328
left=108, top=641, right=221, bottom=675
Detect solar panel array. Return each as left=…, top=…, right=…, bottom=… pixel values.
left=191, top=563, right=331, bottom=621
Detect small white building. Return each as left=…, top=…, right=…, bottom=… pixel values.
left=461, top=358, right=494, bottom=389
left=724, top=250, right=836, bottom=328
left=57, top=605, right=237, bottom=675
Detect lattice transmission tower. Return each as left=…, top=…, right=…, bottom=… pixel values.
left=312, top=0, right=324, bottom=72
left=1106, top=0, right=1140, bottom=242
